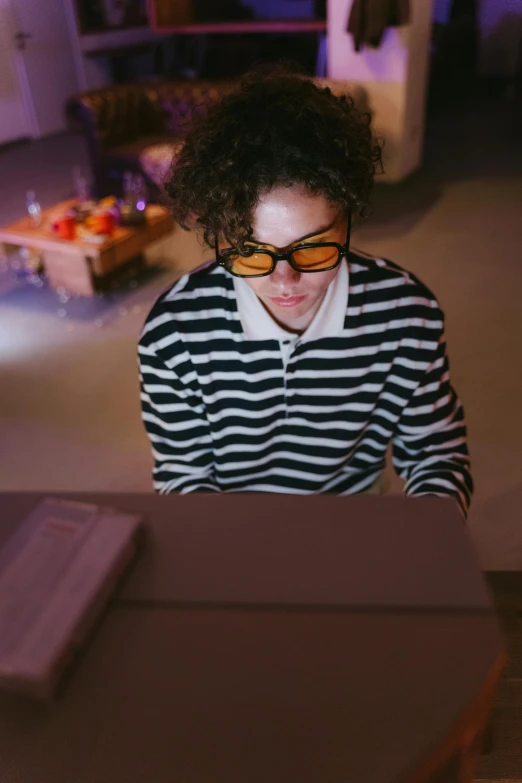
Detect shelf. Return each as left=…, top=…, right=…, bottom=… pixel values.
left=80, top=26, right=167, bottom=55
left=148, top=20, right=327, bottom=35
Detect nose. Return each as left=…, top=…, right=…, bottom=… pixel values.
left=270, top=259, right=301, bottom=287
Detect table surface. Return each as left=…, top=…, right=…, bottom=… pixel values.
left=0, top=493, right=506, bottom=783
left=0, top=200, right=172, bottom=254
left=0, top=492, right=494, bottom=610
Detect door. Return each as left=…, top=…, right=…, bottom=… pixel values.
left=2, top=0, right=79, bottom=140
left=0, top=0, right=30, bottom=144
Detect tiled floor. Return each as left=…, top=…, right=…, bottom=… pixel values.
left=0, top=94, right=521, bottom=569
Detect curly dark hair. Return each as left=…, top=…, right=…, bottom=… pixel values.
left=165, top=67, right=383, bottom=248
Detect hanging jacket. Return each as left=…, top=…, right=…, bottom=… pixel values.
left=347, top=0, right=411, bottom=51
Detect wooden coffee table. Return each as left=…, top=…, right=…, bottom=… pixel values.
left=0, top=199, right=174, bottom=297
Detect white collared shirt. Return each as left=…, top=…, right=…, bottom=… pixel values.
left=233, top=258, right=349, bottom=366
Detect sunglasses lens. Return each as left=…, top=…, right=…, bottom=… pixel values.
left=291, top=245, right=340, bottom=271
left=224, top=249, right=273, bottom=277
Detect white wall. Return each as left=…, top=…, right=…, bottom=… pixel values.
left=0, top=0, right=81, bottom=140
left=327, top=0, right=433, bottom=182
left=402, top=0, right=433, bottom=177
left=0, top=0, right=30, bottom=143
left=478, top=0, right=522, bottom=77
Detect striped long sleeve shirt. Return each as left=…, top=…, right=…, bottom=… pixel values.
left=138, top=251, right=473, bottom=515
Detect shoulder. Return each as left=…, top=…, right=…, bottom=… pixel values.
left=348, top=248, right=444, bottom=326
left=139, top=262, right=235, bottom=353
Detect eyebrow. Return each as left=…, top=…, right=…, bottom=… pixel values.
left=251, top=217, right=338, bottom=246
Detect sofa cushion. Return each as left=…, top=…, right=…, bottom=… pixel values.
left=139, top=141, right=184, bottom=187
left=103, top=134, right=176, bottom=170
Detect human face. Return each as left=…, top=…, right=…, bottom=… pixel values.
left=246, top=187, right=345, bottom=333
left=220, top=186, right=348, bottom=333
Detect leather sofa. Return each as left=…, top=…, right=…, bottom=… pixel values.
left=66, top=79, right=369, bottom=200
left=66, top=80, right=234, bottom=199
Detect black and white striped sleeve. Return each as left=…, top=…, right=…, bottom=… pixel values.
left=391, top=326, right=473, bottom=517
left=138, top=339, right=219, bottom=495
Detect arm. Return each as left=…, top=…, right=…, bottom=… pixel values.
left=138, top=341, right=219, bottom=494
left=392, top=327, right=473, bottom=517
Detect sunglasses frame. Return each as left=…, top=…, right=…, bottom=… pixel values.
left=215, top=214, right=351, bottom=279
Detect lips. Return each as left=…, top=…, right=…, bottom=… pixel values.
left=269, top=295, right=307, bottom=308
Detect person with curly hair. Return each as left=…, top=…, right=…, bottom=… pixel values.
left=138, top=68, right=473, bottom=515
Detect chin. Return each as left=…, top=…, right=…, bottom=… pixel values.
left=272, top=303, right=312, bottom=329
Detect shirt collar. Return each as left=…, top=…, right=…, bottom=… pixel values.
left=234, top=258, right=348, bottom=342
